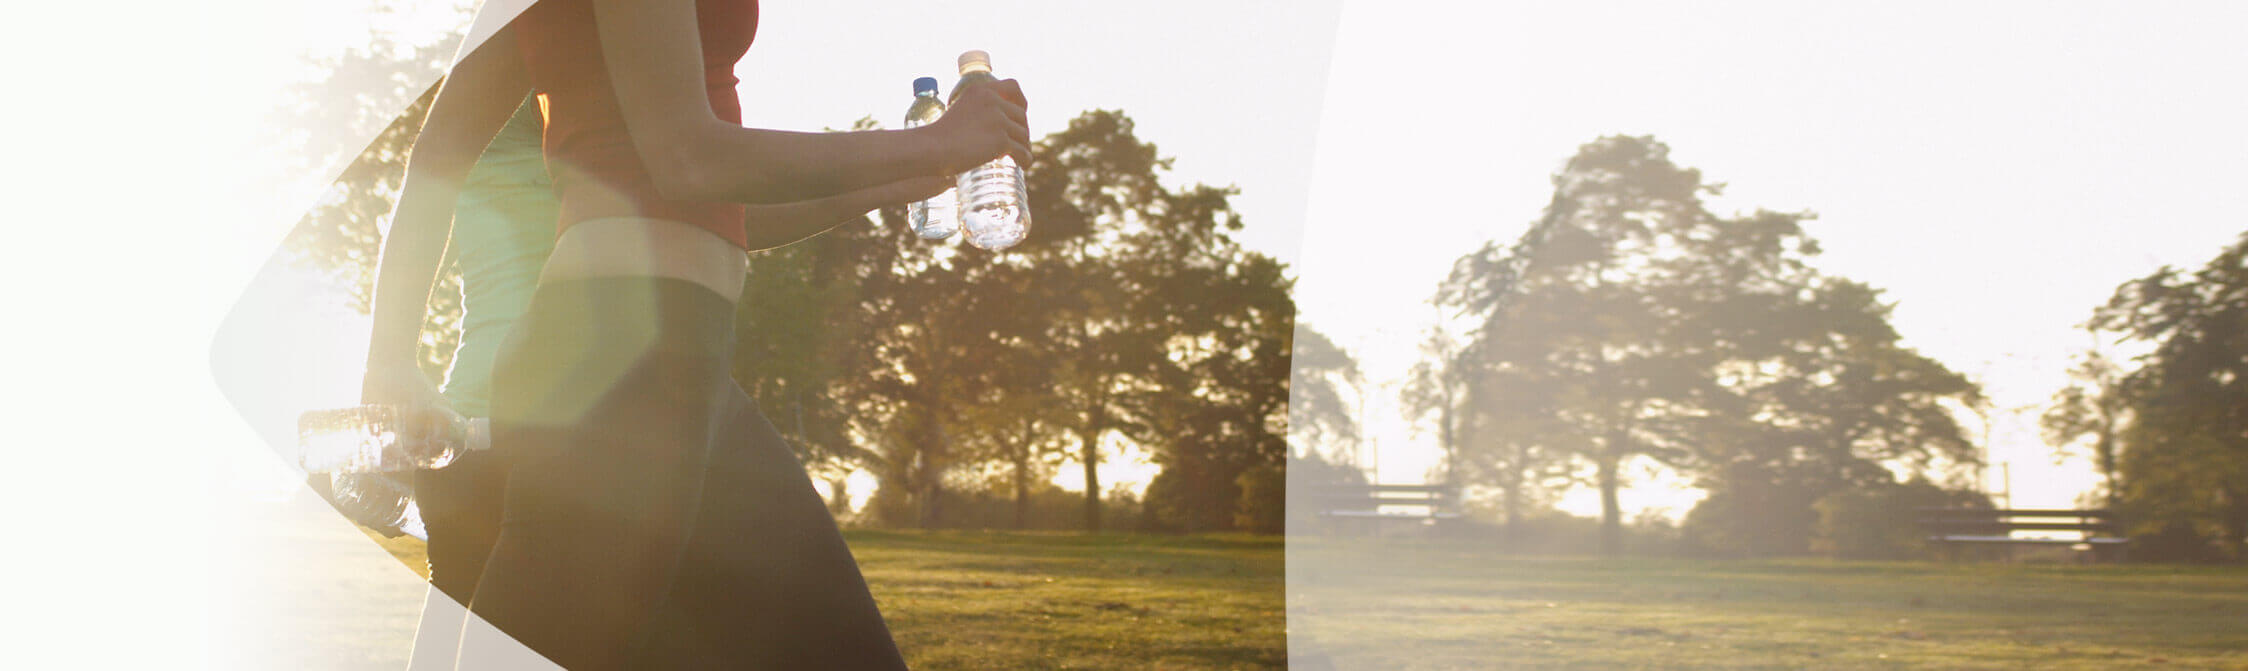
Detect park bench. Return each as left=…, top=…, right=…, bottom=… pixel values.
left=1917, top=508, right=2129, bottom=561
left=1308, top=483, right=1463, bottom=536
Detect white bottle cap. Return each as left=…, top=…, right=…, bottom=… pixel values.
left=958, top=50, right=992, bottom=74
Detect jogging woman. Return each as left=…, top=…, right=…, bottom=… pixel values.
left=362, top=0, right=1029, bottom=667
left=356, top=89, right=555, bottom=668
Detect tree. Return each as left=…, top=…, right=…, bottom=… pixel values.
left=1439, top=136, right=1978, bottom=555
left=1436, top=136, right=1721, bottom=554
left=2042, top=329, right=2130, bottom=509
left=2085, top=232, right=2248, bottom=561
left=742, top=110, right=1298, bottom=534
left=1401, top=324, right=1465, bottom=481
left=1678, top=275, right=1980, bottom=556
left=1291, top=324, right=1362, bottom=462
left=1122, top=181, right=1295, bottom=533
left=1014, top=110, right=1171, bottom=532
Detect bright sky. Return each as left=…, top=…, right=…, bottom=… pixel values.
left=1292, top=1, right=2248, bottom=518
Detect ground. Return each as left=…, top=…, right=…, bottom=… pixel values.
left=365, top=528, right=1288, bottom=670
left=346, top=528, right=2248, bottom=670
left=1288, top=537, right=2248, bottom=670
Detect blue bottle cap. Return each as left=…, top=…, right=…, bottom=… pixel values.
left=913, top=77, right=939, bottom=96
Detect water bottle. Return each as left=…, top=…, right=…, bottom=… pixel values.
left=324, top=472, right=429, bottom=540
left=296, top=404, right=489, bottom=473
left=949, top=50, right=1031, bottom=251
left=904, top=77, right=959, bottom=240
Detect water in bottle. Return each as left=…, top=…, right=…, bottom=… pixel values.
left=904, top=77, right=959, bottom=240
left=948, top=50, right=1031, bottom=251
left=296, top=404, right=488, bottom=473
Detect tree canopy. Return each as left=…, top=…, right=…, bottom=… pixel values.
left=1428, top=136, right=1981, bottom=555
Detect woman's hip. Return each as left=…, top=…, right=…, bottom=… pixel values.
left=539, top=216, right=748, bottom=302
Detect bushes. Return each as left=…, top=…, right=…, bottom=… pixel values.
left=1233, top=463, right=1285, bottom=535
left=1810, top=478, right=1992, bottom=560
left=1426, top=509, right=1682, bottom=555
left=858, top=480, right=1143, bottom=532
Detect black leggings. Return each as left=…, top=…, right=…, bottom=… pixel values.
left=443, top=277, right=906, bottom=670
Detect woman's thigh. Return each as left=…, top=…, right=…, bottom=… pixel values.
left=414, top=449, right=511, bottom=601
left=642, top=388, right=908, bottom=669
left=467, top=278, right=733, bottom=669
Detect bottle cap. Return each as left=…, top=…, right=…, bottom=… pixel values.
left=913, top=77, right=939, bottom=96
left=958, top=50, right=992, bottom=74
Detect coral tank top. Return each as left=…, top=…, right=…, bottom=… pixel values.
left=515, top=0, right=758, bottom=249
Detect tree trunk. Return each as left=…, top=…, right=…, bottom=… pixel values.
left=2095, top=408, right=2120, bottom=509
left=1012, top=453, right=1031, bottom=530
left=1439, top=402, right=1457, bottom=483
left=1501, top=457, right=1522, bottom=546
left=827, top=477, right=851, bottom=517
left=919, top=418, right=947, bottom=529
left=1080, top=426, right=1102, bottom=533
left=1597, top=452, right=1622, bottom=556
left=2225, top=484, right=2248, bottom=562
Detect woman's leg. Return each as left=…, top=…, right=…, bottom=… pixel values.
left=464, top=278, right=734, bottom=669
left=405, top=452, right=510, bottom=669
left=636, top=387, right=909, bottom=669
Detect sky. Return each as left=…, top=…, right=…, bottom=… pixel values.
left=1291, top=1, right=2248, bottom=517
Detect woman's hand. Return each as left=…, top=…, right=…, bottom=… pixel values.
left=927, top=78, right=1032, bottom=175
left=362, top=359, right=463, bottom=440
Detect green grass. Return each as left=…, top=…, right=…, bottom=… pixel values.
left=852, top=531, right=1286, bottom=670
left=1289, top=537, right=2248, bottom=670
left=364, top=529, right=1286, bottom=670
left=365, top=529, right=2248, bottom=670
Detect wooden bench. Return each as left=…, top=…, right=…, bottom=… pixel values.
left=1917, top=508, right=2129, bottom=561
left=1308, top=484, right=1463, bottom=536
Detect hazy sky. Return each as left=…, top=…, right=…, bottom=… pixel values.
left=1293, top=1, right=2248, bottom=515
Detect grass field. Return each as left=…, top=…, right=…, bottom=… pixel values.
left=359, top=530, right=2248, bottom=670
left=1289, top=538, right=2248, bottom=670
left=367, top=529, right=1287, bottom=670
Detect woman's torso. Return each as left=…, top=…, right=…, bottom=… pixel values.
left=515, top=0, right=759, bottom=251
left=442, top=96, right=558, bottom=417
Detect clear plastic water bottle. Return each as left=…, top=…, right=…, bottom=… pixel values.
left=904, top=76, right=959, bottom=240
left=949, top=50, right=1031, bottom=251
left=296, top=404, right=488, bottom=473
left=324, top=472, right=429, bottom=540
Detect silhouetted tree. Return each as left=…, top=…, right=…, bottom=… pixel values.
left=2043, top=330, right=2131, bottom=510
left=1440, top=136, right=1978, bottom=555
left=2086, top=232, right=2248, bottom=561
left=1291, top=324, right=1362, bottom=460
left=1401, top=325, right=1466, bottom=481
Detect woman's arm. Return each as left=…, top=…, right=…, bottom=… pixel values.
left=738, top=175, right=957, bottom=252
left=362, top=26, right=534, bottom=406
left=590, top=0, right=1030, bottom=205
